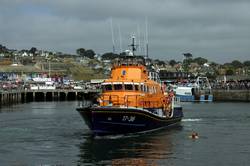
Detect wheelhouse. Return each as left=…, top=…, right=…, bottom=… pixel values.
left=101, top=82, right=162, bottom=94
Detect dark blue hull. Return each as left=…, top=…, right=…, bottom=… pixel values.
left=76, top=106, right=183, bottom=135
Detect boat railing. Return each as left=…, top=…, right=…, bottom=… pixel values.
left=100, top=94, right=120, bottom=106
left=112, top=57, right=145, bottom=67
left=142, top=99, right=162, bottom=108
left=100, top=94, right=164, bottom=109
left=172, top=96, right=181, bottom=109
left=124, top=95, right=146, bottom=108
left=78, top=98, right=92, bottom=108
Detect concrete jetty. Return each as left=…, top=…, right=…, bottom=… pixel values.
left=1, top=89, right=249, bottom=107
left=0, top=89, right=100, bottom=106
left=213, top=90, right=250, bottom=102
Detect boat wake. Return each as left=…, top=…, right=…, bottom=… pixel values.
left=182, top=118, right=202, bottom=122
left=94, top=133, right=142, bottom=140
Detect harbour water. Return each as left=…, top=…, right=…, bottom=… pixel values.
left=0, top=101, right=250, bottom=165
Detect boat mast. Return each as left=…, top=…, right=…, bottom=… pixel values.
left=145, top=17, right=149, bottom=58
left=137, top=24, right=141, bottom=53
left=118, top=23, right=123, bottom=53
left=49, top=61, right=51, bottom=77
left=110, top=18, right=115, bottom=53
left=129, top=35, right=137, bottom=56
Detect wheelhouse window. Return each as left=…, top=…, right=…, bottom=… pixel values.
left=153, top=86, right=156, bottom=93
left=134, top=85, right=139, bottom=91
left=102, top=84, right=112, bottom=91
left=141, top=84, right=148, bottom=92
left=114, top=84, right=123, bottom=90
left=149, top=86, right=153, bottom=94
left=140, top=85, right=144, bottom=92
left=125, top=84, right=133, bottom=90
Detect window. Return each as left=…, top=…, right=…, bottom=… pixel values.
left=114, top=84, right=123, bottom=90
left=149, top=87, right=153, bottom=93
left=135, top=85, right=139, bottom=91
left=153, top=86, right=156, bottom=93
left=125, top=84, right=133, bottom=90
left=140, top=85, right=144, bottom=92
left=102, top=84, right=112, bottom=91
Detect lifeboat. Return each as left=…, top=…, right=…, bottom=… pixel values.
left=76, top=37, right=183, bottom=135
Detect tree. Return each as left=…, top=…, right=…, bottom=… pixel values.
left=102, top=52, right=119, bottom=60
left=22, top=57, right=33, bottom=65
left=182, top=53, right=193, bottom=72
left=29, top=47, right=37, bottom=55
left=84, top=49, right=95, bottom=59
left=0, top=44, right=8, bottom=53
left=243, top=61, right=250, bottom=67
left=169, top=59, right=177, bottom=67
left=182, top=58, right=193, bottom=72
left=225, top=69, right=234, bottom=75
left=210, top=62, right=218, bottom=67
left=76, top=48, right=85, bottom=57
left=223, top=63, right=232, bottom=68
left=193, top=57, right=208, bottom=65
left=231, top=60, right=243, bottom=68
left=120, top=52, right=127, bottom=56
left=205, top=72, right=216, bottom=79
left=183, top=53, right=193, bottom=59
left=154, top=59, right=165, bottom=66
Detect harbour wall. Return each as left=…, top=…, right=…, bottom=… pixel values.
left=1, top=89, right=249, bottom=106
left=213, top=90, right=250, bottom=102
left=0, top=89, right=100, bottom=107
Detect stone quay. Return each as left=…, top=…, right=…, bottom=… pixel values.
left=0, top=89, right=100, bottom=106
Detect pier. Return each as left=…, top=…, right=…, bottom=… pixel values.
left=213, top=89, right=250, bottom=102
left=1, top=89, right=250, bottom=106
left=0, top=89, right=100, bottom=106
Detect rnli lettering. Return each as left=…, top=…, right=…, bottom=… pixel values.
left=122, top=116, right=136, bottom=122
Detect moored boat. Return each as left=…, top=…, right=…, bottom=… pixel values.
left=76, top=37, right=183, bottom=135
left=173, top=77, right=213, bottom=102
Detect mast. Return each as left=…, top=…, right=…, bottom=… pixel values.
left=137, top=24, right=141, bottom=53
left=49, top=60, right=51, bottom=77
left=145, top=17, right=149, bottom=58
left=129, top=35, right=137, bottom=56
left=118, top=23, right=123, bottom=53
left=110, top=18, right=115, bottom=53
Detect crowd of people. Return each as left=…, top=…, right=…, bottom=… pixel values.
left=210, top=80, right=250, bottom=90
left=1, top=77, right=250, bottom=92
left=163, top=79, right=250, bottom=91
left=0, top=80, right=98, bottom=91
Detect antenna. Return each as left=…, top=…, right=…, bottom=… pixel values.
left=118, top=23, right=123, bottom=53
left=145, top=17, right=149, bottom=58
left=129, top=35, right=138, bottom=56
left=137, top=24, right=141, bottom=53
left=110, top=18, right=115, bottom=53
left=49, top=61, right=51, bottom=77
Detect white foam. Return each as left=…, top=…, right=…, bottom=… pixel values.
left=182, top=118, right=202, bottom=122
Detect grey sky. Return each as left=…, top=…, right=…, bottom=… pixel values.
left=1, top=0, right=250, bottom=63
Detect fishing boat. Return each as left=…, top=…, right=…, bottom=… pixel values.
left=76, top=37, right=183, bottom=135
left=173, top=77, right=213, bottom=102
